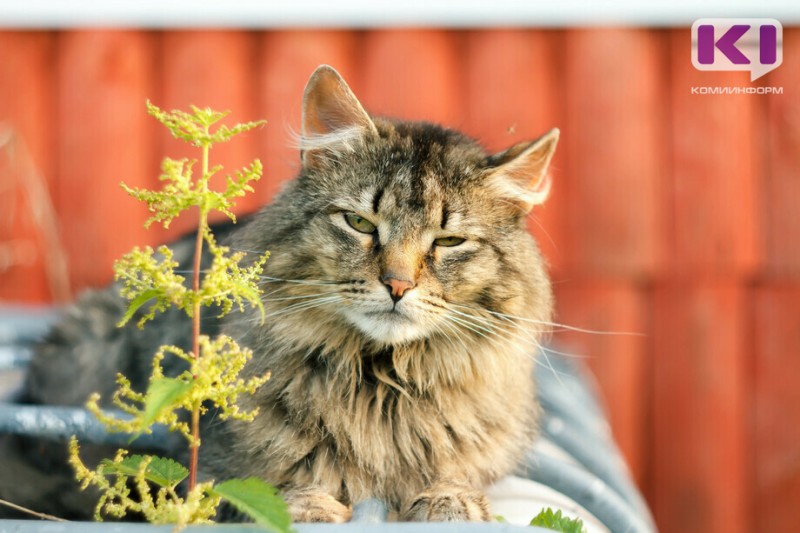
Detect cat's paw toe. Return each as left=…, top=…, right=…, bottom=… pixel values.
left=402, top=486, right=491, bottom=522
left=284, top=488, right=352, bottom=523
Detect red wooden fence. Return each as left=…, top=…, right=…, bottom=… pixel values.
left=1, top=28, right=798, bottom=533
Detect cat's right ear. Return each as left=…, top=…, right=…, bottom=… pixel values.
left=300, top=65, right=377, bottom=167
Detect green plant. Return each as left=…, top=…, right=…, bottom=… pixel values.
left=529, top=507, right=587, bottom=533
left=69, top=102, right=290, bottom=532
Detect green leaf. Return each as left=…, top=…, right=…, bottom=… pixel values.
left=118, top=288, right=161, bottom=327
left=100, top=455, right=188, bottom=488
left=141, top=377, right=192, bottom=429
left=212, top=478, right=293, bottom=533
left=529, top=507, right=587, bottom=533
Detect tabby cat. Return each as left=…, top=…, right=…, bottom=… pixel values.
left=7, top=65, right=559, bottom=522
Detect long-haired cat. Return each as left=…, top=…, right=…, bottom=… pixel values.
left=7, top=65, right=559, bottom=522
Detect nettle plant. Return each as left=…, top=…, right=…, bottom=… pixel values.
left=68, top=103, right=291, bottom=532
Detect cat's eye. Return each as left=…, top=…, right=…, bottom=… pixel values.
left=434, top=236, right=466, bottom=247
left=344, top=212, right=377, bottom=234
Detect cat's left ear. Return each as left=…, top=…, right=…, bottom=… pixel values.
left=486, top=128, right=559, bottom=213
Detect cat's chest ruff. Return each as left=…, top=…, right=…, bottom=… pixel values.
left=307, top=357, right=507, bottom=465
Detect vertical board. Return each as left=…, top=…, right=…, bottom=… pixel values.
left=463, top=30, right=560, bottom=152
left=553, top=282, right=650, bottom=485
left=563, top=29, right=665, bottom=279
left=668, top=29, right=759, bottom=278
left=763, top=28, right=800, bottom=279
left=463, top=29, right=566, bottom=274
left=754, top=287, right=800, bottom=533
left=257, top=30, right=358, bottom=202
left=0, top=32, right=58, bottom=302
left=652, top=284, right=750, bottom=533
left=56, top=30, right=156, bottom=293
left=160, top=30, right=261, bottom=236
left=360, top=29, right=463, bottom=128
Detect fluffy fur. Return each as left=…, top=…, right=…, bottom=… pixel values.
left=2, top=65, right=559, bottom=523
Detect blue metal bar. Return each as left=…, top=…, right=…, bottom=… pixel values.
left=0, top=404, right=176, bottom=449
left=351, top=499, right=389, bottom=523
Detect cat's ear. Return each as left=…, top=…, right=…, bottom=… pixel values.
left=301, top=65, right=377, bottom=166
left=486, top=128, right=559, bottom=213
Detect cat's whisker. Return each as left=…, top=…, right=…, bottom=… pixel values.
left=259, top=275, right=340, bottom=287
left=444, top=306, right=535, bottom=342
left=445, top=306, right=519, bottom=333
left=222, top=311, right=269, bottom=333
left=535, top=348, right=569, bottom=388
left=450, top=314, right=537, bottom=354
left=490, top=315, right=580, bottom=334
left=447, top=302, right=644, bottom=337
left=429, top=318, right=470, bottom=356
left=442, top=315, right=515, bottom=353
left=443, top=303, right=547, bottom=337
left=262, top=291, right=343, bottom=303
left=261, top=285, right=293, bottom=299
left=539, top=345, right=593, bottom=360
left=525, top=212, right=559, bottom=252
left=444, top=314, right=497, bottom=340
left=227, top=247, right=268, bottom=255
left=263, top=295, right=345, bottom=320
left=259, top=282, right=330, bottom=299
left=266, top=295, right=343, bottom=313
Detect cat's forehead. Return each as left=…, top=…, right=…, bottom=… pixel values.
left=365, top=119, right=487, bottom=209
left=351, top=125, right=483, bottom=227
left=373, top=118, right=487, bottom=173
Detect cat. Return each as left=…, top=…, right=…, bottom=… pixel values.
left=3, top=65, right=559, bottom=523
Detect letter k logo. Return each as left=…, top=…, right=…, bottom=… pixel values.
left=697, top=24, right=750, bottom=64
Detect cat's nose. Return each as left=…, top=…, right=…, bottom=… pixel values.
left=381, top=275, right=415, bottom=303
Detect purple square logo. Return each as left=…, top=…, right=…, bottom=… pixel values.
left=692, top=18, right=783, bottom=81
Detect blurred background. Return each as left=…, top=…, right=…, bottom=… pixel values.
left=1, top=2, right=798, bottom=532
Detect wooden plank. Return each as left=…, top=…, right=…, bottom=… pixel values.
left=360, top=29, right=462, bottom=128
left=0, top=31, right=58, bottom=303
left=754, top=286, right=800, bottom=533
left=668, top=29, right=759, bottom=278
left=463, top=30, right=560, bottom=152
left=256, top=30, right=358, bottom=202
left=160, top=30, right=260, bottom=236
left=56, top=30, right=156, bottom=293
left=463, top=29, right=566, bottom=275
left=763, top=28, right=800, bottom=279
left=563, top=28, right=665, bottom=279
left=652, top=283, right=750, bottom=533
left=552, top=281, right=649, bottom=486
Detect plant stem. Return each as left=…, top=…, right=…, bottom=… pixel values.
left=188, top=141, right=211, bottom=492
left=188, top=224, right=201, bottom=492
left=0, top=497, right=68, bottom=522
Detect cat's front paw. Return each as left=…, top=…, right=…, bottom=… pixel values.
left=284, top=487, right=352, bottom=523
left=401, top=484, right=491, bottom=522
